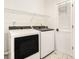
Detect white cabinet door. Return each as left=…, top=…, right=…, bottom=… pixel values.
left=41, top=31, right=54, bottom=58
left=56, top=31, right=72, bottom=56
left=56, top=1, right=74, bottom=56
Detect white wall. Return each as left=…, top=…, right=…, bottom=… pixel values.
left=44, top=0, right=58, bottom=29
left=44, top=0, right=67, bottom=29
left=4, top=0, right=45, bottom=15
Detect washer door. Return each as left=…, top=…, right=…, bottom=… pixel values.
left=14, top=34, right=39, bottom=59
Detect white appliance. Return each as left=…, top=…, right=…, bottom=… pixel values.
left=8, top=28, right=40, bottom=59
left=41, top=30, right=55, bottom=58
left=32, top=26, right=55, bottom=58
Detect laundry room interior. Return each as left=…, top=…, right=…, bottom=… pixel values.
left=4, top=0, right=74, bottom=59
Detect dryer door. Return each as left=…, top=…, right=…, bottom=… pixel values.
left=14, top=34, right=39, bottom=59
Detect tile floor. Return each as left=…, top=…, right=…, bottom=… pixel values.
left=44, top=51, right=73, bottom=59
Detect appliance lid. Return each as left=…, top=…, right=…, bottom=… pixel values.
left=9, top=26, right=32, bottom=30
left=32, top=26, right=54, bottom=31
left=32, top=26, right=48, bottom=29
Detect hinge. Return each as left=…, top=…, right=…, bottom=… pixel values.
left=72, top=46, right=74, bottom=50
left=72, top=4, right=73, bottom=7
left=72, top=25, right=74, bottom=29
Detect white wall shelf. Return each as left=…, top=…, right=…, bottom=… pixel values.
left=4, top=8, right=50, bottom=18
